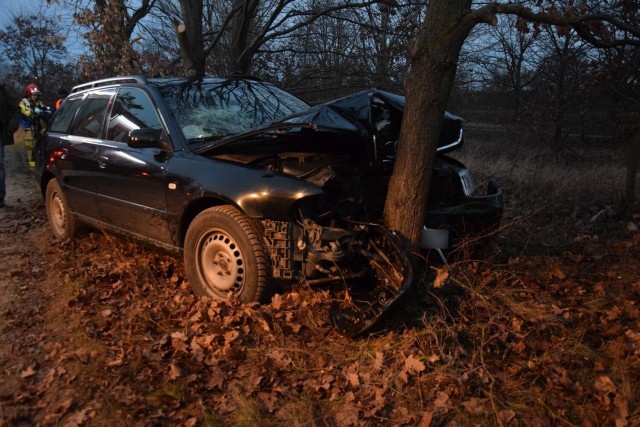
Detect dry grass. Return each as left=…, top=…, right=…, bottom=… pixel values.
left=459, top=125, right=627, bottom=207
left=455, top=125, right=632, bottom=258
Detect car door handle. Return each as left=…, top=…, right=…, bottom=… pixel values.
left=97, top=155, right=108, bottom=169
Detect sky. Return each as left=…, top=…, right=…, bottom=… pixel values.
left=0, top=0, right=86, bottom=59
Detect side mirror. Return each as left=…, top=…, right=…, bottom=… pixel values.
left=127, top=128, right=172, bottom=151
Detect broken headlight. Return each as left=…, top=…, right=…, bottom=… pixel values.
left=458, top=168, right=477, bottom=197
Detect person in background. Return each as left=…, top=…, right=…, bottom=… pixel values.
left=0, top=83, right=13, bottom=207
left=55, top=87, right=69, bottom=110
left=19, top=83, right=50, bottom=169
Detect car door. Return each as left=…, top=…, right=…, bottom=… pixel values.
left=94, top=86, right=174, bottom=244
left=52, top=90, right=115, bottom=220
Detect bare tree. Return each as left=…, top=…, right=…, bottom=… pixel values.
left=489, top=16, right=541, bottom=118
left=168, top=0, right=412, bottom=79
left=73, top=0, right=158, bottom=78
left=383, top=0, right=640, bottom=247
left=535, top=24, right=594, bottom=149
left=0, top=12, right=71, bottom=96
left=598, top=43, right=640, bottom=210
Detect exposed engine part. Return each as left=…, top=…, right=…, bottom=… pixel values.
left=261, top=219, right=294, bottom=280
left=305, top=269, right=367, bottom=286
left=298, top=219, right=353, bottom=262
left=276, top=153, right=337, bottom=187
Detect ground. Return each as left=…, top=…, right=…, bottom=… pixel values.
left=0, top=138, right=639, bottom=426
left=0, top=143, right=49, bottom=421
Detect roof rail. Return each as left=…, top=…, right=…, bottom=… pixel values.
left=71, top=75, right=148, bottom=93
left=224, top=74, right=263, bottom=81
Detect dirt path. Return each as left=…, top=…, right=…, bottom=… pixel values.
left=0, top=144, right=45, bottom=417
left=0, top=144, right=95, bottom=424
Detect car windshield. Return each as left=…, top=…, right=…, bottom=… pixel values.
left=156, top=79, right=310, bottom=142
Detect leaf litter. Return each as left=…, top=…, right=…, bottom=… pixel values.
left=0, top=197, right=639, bottom=426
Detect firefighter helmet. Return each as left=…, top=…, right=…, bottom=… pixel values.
left=25, top=84, right=41, bottom=98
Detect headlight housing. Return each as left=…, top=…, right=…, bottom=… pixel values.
left=458, top=168, right=477, bottom=197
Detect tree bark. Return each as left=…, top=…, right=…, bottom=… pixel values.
left=383, top=0, right=475, bottom=246
left=177, top=0, right=206, bottom=78
left=624, top=127, right=640, bottom=211
left=229, top=0, right=261, bottom=75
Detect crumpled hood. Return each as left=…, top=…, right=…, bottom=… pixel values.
left=279, top=89, right=464, bottom=136
left=198, top=89, right=464, bottom=154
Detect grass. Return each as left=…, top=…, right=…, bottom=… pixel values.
left=455, top=126, right=633, bottom=259
left=459, top=125, right=627, bottom=208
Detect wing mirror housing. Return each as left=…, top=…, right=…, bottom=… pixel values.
left=127, top=128, right=172, bottom=151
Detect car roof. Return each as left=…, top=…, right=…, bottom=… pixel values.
left=70, top=75, right=266, bottom=94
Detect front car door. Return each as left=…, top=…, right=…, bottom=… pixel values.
left=94, top=86, right=174, bottom=245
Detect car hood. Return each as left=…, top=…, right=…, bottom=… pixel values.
left=197, top=89, right=464, bottom=154
left=279, top=89, right=464, bottom=133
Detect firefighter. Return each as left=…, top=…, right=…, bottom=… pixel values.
left=19, top=83, right=50, bottom=169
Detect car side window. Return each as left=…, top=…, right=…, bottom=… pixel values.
left=69, top=89, right=115, bottom=139
left=107, top=88, right=162, bottom=143
left=48, top=96, right=83, bottom=133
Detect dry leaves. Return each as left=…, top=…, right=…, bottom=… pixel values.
left=3, top=203, right=640, bottom=426
left=433, top=268, right=449, bottom=288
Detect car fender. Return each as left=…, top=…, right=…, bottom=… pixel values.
left=166, top=153, right=325, bottom=222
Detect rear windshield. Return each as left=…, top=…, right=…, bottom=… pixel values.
left=156, top=80, right=309, bottom=143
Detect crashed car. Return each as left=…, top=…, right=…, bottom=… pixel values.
left=34, top=76, right=503, bottom=336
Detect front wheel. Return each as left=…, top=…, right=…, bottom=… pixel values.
left=45, top=179, right=78, bottom=239
left=184, top=206, right=269, bottom=303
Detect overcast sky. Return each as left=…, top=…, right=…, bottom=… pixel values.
left=0, top=0, right=85, bottom=59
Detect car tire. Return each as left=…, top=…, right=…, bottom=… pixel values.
left=184, top=206, right=269, bottom=303
left=45, top=179, right=78, bottom=239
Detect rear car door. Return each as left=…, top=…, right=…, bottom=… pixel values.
left=94, top=86, right=174, bottom=244
left=48, top=90, right=115, bottom=220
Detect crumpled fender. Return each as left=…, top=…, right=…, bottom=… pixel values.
left=329, top=225, right=414, bottom=337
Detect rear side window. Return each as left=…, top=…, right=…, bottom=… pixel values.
left=48, top=96, right=83, bottom=133
left=107, top=87, right=162, bottom=143
left=69, top=89, right=115, bottom=139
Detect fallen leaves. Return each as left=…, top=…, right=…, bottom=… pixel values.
left=433, top=268, right=449, bottom=288
left=3, top=204, right=640, bottom=427
left=462, top=397, right=491, bottom=416
left=404, top=354, right=426, bottom=374
left=168, top=363, right=181, bottom=380
left=335, top=402, right=359, bottom=426
left=171, top=332, right=189, bottom=353
left=20, top=366, right=37, bottom=378
left=594, top=376, right=630, bottom=426
left=397, top=353, right=426, bottom=385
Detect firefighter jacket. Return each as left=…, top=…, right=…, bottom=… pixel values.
left=19, top=98, right=46, bottom=131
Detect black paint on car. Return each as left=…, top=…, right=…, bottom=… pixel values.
left=34, top=75, right=503, bottom=337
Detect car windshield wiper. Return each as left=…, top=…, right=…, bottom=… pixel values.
left=188, top=133, right=229, bottom=144
left=194, top=123, right=317, bottom=154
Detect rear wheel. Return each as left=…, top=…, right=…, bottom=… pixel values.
left=45, top=179, right=78, bottom=239
left=184, top=206, right=269, bottom=303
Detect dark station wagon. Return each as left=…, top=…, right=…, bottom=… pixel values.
left=34, top=76, right=503, bottom=336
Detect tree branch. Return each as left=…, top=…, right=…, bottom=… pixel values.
left=474, top=3, right=640, bottom=47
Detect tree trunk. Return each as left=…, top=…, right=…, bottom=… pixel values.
left=624, top=128, right=640, bottom=211
left=229, top=0, right=260, bottom=75
left=177, top=0, right=206, bottom=78
left=383, top=0, right=474, bottom=247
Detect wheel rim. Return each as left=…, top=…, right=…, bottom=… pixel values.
left=49, top=191, right=66, bottom=235
left=196, top=228, right=245, bottom=296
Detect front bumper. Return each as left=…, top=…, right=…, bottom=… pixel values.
left=422, top=179, right=503, bottom=249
